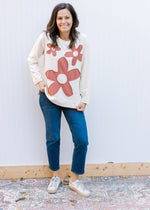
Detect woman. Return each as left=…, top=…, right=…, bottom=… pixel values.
left=28, top=3, right=90, bottom=197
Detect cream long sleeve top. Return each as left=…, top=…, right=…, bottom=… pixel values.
left=27, top=32, right=90, bottom=108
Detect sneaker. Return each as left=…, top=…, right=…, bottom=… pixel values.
left=69, top=179, right=90, bottom=197
left=47, top=176, right=61, bottom=194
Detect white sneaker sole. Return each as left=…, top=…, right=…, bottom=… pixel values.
left=69, top=184, right=90, bottom=197
left=47, top=188, right=58, bottom=194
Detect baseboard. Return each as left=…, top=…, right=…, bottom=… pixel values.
left=0, top=163, right=150, bottom=179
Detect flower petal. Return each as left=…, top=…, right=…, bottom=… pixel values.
left=67, top=69, right=81, bottom=81
left=78, top=54, right=82, bottom=62
left=72, top=45, right=76, bottom=51
left=45, top=70, right=57, bottom=81
left=77, top=45, right=83, bottom=53
left=56, top=47, right=61, bottom=51
left=58, top=57, right=68, bottom=74
left=62, top=82, right=73, bottom=96
left=47, top=50, right=52, bottom=54
left=72, top=57, right=77, bottom=66
left=52, top=51, right=56, bottom=56
left=65, top=51, right=73, bottom=57
left=48, top=82, right=60, bottom=96
left=47, top=43, right=51, bottom=48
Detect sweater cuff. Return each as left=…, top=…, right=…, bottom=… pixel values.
left=81, top=97, right=89, bottom=104
left=34, top=78, right=43, bottom=86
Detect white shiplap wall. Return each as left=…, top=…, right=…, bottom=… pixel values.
left=0, top=0, right=150, bottom=166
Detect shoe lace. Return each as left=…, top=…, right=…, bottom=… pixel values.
left=50, top=176, right=60, bottom=188
left=75, top=180, right=87, bottom=191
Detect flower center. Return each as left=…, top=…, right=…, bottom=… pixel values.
left=57, top=74, right=67, bottom=84
left=73, top=51, right=78, bottom=57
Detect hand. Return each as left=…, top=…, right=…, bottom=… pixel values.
left=76, top=102, right=86, bottom=112
left=37, top=81, right=47, bottom=92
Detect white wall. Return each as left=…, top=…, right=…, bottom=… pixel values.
left=0, top=0, right=150, bottom=166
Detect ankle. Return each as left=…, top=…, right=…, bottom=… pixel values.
left=70, top=172, right=79, bottom=182
left=52, top=170, right=59, bottom=177
left=70, top=178, right=78, bottom=182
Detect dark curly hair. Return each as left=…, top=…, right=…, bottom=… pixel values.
left=45, top=3, right=79, bottom=49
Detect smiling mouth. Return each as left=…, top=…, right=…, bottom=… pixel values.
left=61, top=25, right=69, bottom=27
left=60, top=26, right=69, bottom=29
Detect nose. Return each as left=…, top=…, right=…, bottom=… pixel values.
left=62, top=18, right=66, bottom=24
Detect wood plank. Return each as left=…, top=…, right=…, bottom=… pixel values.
left=0, top=163, right=150, bottom=179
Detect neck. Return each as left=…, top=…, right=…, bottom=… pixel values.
left=59, top=32, right=70, bottom=41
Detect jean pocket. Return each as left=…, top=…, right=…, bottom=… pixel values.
left=39, top=90, right=45, bottom=95
left=39, top=91, right=45, bottom=107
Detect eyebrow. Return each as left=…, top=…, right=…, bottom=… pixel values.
left=57, top=15, right=70, bottom=17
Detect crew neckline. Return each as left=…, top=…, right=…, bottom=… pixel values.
left=57, top=37, right=70, bottom=48
left=57, top=37, right=70, bottom=43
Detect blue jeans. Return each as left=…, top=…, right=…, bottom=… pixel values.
left=39, top=91, right=88, bottom=175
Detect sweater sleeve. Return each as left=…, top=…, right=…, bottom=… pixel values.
left=27, top=32, right=45, bottom=85
left=79, top=35, right=90, bottom=104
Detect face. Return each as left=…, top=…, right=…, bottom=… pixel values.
left=56, top=9, right=73, bottom=34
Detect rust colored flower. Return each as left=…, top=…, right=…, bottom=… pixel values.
left=46, top=57, right=80, bottom=96
left=65, top=45, right=83, bottom=66
left=46, top=44, right=61, bottom=56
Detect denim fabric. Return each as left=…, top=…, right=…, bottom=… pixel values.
left=39, top=91, right=88, bottom=175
